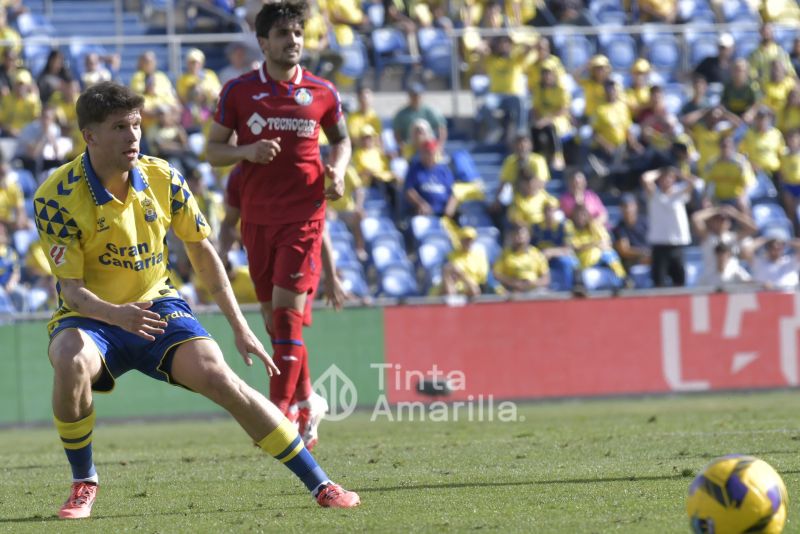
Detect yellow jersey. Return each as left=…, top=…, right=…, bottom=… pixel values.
left=485, top=48, right=528, bottom=95
left=507, top=191, right=557, bottom=226
left=494, top=245, right=549, bottom=283
left=0, top=91, right=41, bottom=133
left=778, top=105, right=800, bottom=135
left=569, top=221, right=611, bottom=269
left=780, top=151, right=800, bottom=186
left=739, top=127, right=785, bottom=173
left=704, top=155, right=756, bottom=200
left=499, top=152, right=550, bottom=183
left=353, top=145, right=393, bottom=184
left=176, top=69, right=222, bottom=102
left=580, top=78, right=607, bottom=119
left=691, top=123, right=733, bottom=174
left=593, top=100, right=632, bottom=148
left=196, top=265, right=256, bottom=304
left=532, top=85, right=573, bottom=136
left=34, top=153, right=211, bottom=331
left=328, top=165, right=363, bottom=212
left=625, top=86, right=651, bottom=116
left=762, top=77, right=796, bottom=114
left=0, top=176, right=23, bottom=223
left=347, top=109, right=382, bottom=141
left=447, top=248, right=489, bottom=286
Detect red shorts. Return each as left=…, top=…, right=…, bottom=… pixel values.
left=241, top=219, right=324, bottom=321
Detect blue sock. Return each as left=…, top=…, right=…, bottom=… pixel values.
left=55, top=411, right=98, bottom=482
left=257, top=419, right=330, bottom=494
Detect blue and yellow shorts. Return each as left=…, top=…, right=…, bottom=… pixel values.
left=49, top=298, right=212, bottom=392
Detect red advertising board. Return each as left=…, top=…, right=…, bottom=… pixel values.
left=383, top=292, right=800, bottom=403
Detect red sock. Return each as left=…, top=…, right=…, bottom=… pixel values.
left=295, top=347, right=313, bottom=402
left=270, top=307, right=304, bottom=414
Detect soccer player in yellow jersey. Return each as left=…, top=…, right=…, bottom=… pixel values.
left=704, top=135, right=756, bottom=214
left=493, top=223, right=550, bottom=294
left=35, top=82, right=359, bottom=520
left=738, top=107, right=786, bottom=176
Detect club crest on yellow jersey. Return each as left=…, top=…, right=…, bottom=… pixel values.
left=141, top=197, right=157, bottom=222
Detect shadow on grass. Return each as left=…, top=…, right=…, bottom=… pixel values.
left=0, top=504, right=310, bottom=524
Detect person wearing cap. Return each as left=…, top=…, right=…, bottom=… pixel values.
left=739, top=106, right=785, bottom=177
left=580, top=54, right=611, bottom=120
left=403, top=138, right=456, bottom=218
left=493, top=223, right=550, bottom=295
left=176, top=48, right=222, bottom=104
left=749, top=23, right=796, bottom=87
left=625, top=58, right=652, bottom=119
left=0, top=68, right=41, bottom=137
left=391, top=82, right=447, bottom=159
left=778, top=128, right=800, bottom=234
left=590, top=79, right=643, bottom=180
left=693, top=33, right=735, bottom=85
left=761, top=59, right=796, bottom=116
left=530, top=56, right=572, bottom=169
left=438, top=226, right=488, bottom=298
left=750, top=229, right=800, bottom=290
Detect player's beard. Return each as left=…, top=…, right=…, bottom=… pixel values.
left=269, top=46, right=302, bottom=70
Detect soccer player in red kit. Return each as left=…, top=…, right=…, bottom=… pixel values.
left=206, top=1, right=349, bottom=450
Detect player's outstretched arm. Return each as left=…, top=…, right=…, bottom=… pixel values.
left=183, top=238, right=279, bottom=376
left=59, top=278, right=168, bottom=341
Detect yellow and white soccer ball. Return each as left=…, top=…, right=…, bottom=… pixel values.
left=687, top=455, right=788, bottom=533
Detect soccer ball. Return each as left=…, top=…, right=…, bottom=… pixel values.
left=686, top=455, right=788, bottom=533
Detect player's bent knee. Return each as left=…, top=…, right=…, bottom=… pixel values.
left=49, top=330, right=102, bottom=379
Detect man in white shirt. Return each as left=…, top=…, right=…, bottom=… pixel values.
left=750, top=228, right=800, bottom=290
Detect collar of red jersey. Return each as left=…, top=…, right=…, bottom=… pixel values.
left=259, top=63, right=303, bottom=85
left=82, top=152, right=149, bottom=206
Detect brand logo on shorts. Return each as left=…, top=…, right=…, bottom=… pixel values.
left=247, top=112, right=267, bottom=135
left=161, top=310, right=194, bottom=322
left=289, top=272, right=304, bottom=279
left=294, top=87, right=313, bottom=106
left=49, top=244, right=67, bottom=266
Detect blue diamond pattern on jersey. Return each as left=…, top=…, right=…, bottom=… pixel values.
left=57, top=170, right=82, bottom=196
left=34, top=197, right=79, bottom=239
left=170, top=171, right=192, bottom=214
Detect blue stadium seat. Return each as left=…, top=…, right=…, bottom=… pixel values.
left=361, top=216, right=397, bottom=244
left=600, top=34, right=637, bottom=72
left=365, top=2, right=385, bottom=27
left=732, top=32, right=760, bottom=60
left=450, top=149, right=481, bottom=182
left=369, top=234, right=408, bottom=272
left=663, top=83, right=688, bottom=116
left=647, top=35, right=681, bottom=79
left=327, top=218, right=350, bottom=237
left=459, top=200, right=493, bottom=228
left=472, top=229, right=501, bottom=264
left=684, top=257, right=704, bottom=287
left=13, top=169, right=37, bottom=199
left=606, top=205, right=623, bottom=229
left=338, top=263, right=370, bottom=298
left=752, top=200, right=792, bottom=233
left=418, top=233, right=452, bottom=270
left=379, top=262, right=418, bottom=298
left=15, top=12, right=55, bottom=36
left=555, top=34, right=595, bottom=72
left=417, top=27, right=452, bottom=84
left=371, top=27, right=418, bottom=89
left=688, top=35, right=719, bottom=66
left=594, top=7, right=626, bottom=26
left=748, top=171, right=778, bottom=202
left=410, top=215, right=443, bottom=243
left=582, top=266, right=621, bottom=291
left=629, top=264, right=653, bottom=289
left=331, top=239, right=360, bottom=266
left=338, top=39, right=369, bottom=80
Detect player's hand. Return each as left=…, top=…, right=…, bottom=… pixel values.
left=323, top=273, right=346, bottom=311
left=245, top=138, right=281, bottom=164
left=111, top=301, right=168, bottom=341
left=324, top=164, right=344, bottom=200
left=234, top=327, right=280, bottom=377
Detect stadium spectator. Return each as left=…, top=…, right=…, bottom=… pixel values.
left=559, top=168, right=607, bottom=225
left=612, top=194, right=650, bottom=273
left=506, top=169, right=557, bottom=227
left=749, top=23, right=796, bottom=86
left=791, top=37, right=800, bottom=78
left=0, top=222, right=20, bottom=311
left=36, top=49, right=73, bottom=105
left=176, top=48, right=222, bottom=105
left=692, top=204, right=758, bottom=276
left=588, top=80, right=644, bottom=185
left=403, top=139, right=456, bottom=218
left=302, top=0, right=343, bottom=80
left=683, top=105, right=742, bottom=177
left=145, top=105, right=196, bottom=176
left=548, top=0, right=592, bottom=27
left=698, top=241, right=752, bottom=288
left=642, top=167, right=691, bottom=287
left=20, top=238, right=56, bottom=312
left=0, top=7, right=21, bottom=61
left=532, top=198, right=577, bottom=281
left=493, top=223, right=550, bottom=294
left=759, top=0, right=800, bottom=22
left=525, top=37, right=566, bottom=95
left=761, top=60, right=796, bottom=116
left=721, top=59, right=760, bottom=121
left=0, top=47, right=21, bottom=96
left=352, top=122, right=398, bottom=215
left=186, top=167, right=224, bottom=240
left=0, top=69, right=40, bottom=137
left=180, top=83, right=215, bottom=136
left=704, top=135, right=756, bottom=214
left=625, top=59, right=652, bottom=120
left=580, top=55, right=611, bottom=120
left=779, top=87, right=800, bottom=135
left=778, top=128, right=800, bottom=235
left=327, top=165, right=367, bottom=260
left=14, top=104, right=71, bottom=178
left=391, top=83, right=447, bottom=160
left=739, top=107, right=785, bottom=178
left=0, top=153, right=25, bottom=235
left=219, top=41, right=258, bottom=84
left=50, top=80, right=84, bottom=160
left=491, top=133, right=549, bottom=216
left=568, top=204, right=626, bottom=285
left=680, top=73, right=710, bottom=118
left=638, top=0, right=677, bottom=22
left=81, top=52, right=116, bottom=88
left=326, top=0, right=367, bottom=47
left=694, top=33, right=735, bottom=85
left=475, top=35, right=531, bottom=145
left=639, top=86, right=681, bottom=154
left=346, top=86, right=383, bottom=150
left=129, top=50, right=179, bottom=110
left=749, top=229, right=800, bottom=291
left=439, top=226, right=488, bottom=298
left=530, top=56, right=571, bottom=169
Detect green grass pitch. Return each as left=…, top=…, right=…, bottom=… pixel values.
left=2, top=391, right=800, bottom=533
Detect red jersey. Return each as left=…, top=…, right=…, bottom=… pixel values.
left=214, top=64, right=342, bottom=225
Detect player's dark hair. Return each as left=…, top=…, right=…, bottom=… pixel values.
left=76, top=81, right=144, bottom=130
left=254, top=1, right=309, bottom=39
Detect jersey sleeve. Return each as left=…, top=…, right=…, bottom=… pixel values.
left=320, top=83, right=343, bottom=129
left=213, top=78, right=240, bottom=130
left=169, top=168, right=212, bottom=243
left=33, top=196, right=84, bottom=279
